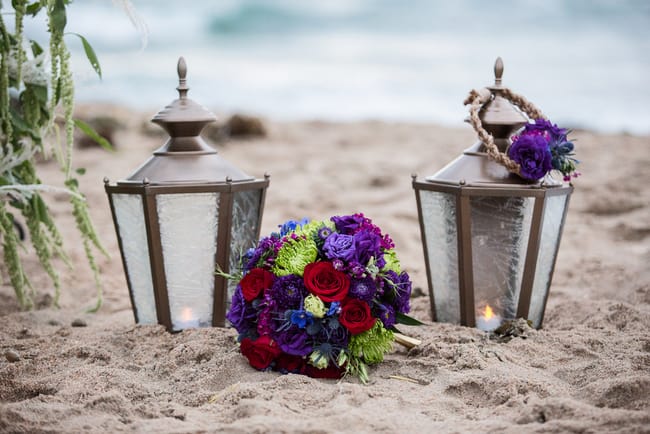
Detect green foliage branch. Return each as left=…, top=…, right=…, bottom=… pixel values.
left=0, top=0, right=109, bottom=310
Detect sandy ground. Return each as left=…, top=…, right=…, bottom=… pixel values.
left=1, top=105, right=649, bottom=433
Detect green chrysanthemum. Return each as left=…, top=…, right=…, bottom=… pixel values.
left=294, top=219, right=334, bottom=240
left=271, top=236, right=318, bottom=277
left=348, top=320, right=394, bottom=365
left=381, top=249, right=401, bottom=274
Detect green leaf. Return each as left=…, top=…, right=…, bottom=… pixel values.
left=396, top=312, right=426, bottom=326
left=26, top=83, right=48, bottom=104
left=54, top=76, right=62, bottom=104
left=50, top=0, right=67, bottom=34
left=75, top=168, right=86, bottom=176
left=9, top=106, right=39, bottom=138
left=73, top=119, right=113, bottom=151
left=29, top=40, right=44, bottom=57
left=32, top=194, right=50, bottom=225
left=68, top=33, right=101, bottom=79
left=26, top=1, right=43, bottom=16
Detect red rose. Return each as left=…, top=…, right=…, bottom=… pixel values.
left=240, top=268, right=275, bottom=302
left=303, top=262, right=350, bottom=302
left=339, top=298, right=376, bottom=335
left=274, top=353, right=305, bottom=374
left=304, top=363, right=345, bottom=379
left=240, top=336, right=282, bottom=370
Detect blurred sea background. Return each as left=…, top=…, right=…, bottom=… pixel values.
left=15, top=0, right=650, bottom=134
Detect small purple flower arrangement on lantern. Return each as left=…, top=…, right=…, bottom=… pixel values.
left=508, top=119, right=580, bottom=181
left=224, top=213, right=421, bottom=383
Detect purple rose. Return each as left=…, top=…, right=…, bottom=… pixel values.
left=508, top=133, right=553, bottom=180
left=331, top=214, right=366, bottom=234
left=274, top=325, right=312, bottom=356
left=353, top=229, right=382, bottom=266
left=349, top=276, right=377, bottom=302
left=226, top=286, right=257, bottom=335
left=323, top=232, right=356, bottom=262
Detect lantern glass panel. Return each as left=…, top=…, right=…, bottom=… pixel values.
left=529, top=194, right=568, bottom=327
left=112, top=193, right=157, bottom=324
left=420, top=190, right=460, bottom=323
left=470, top=196, right=534, bottom=320
left=226, top=189, right=263, bottom=307
left=157, top=192, right=220, bottom=330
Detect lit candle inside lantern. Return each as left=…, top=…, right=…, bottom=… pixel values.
left=177, top=307, right=199, bottom=330
left=476, top=304, right=502, bottom=332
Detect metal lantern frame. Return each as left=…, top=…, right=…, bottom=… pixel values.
left=413, top=174, right=572, bottom=328
left=105, top=179, right=269, bottom=329
left=413, top=58, right=573, bottom=330
left=105, top=57, right=269, bottom=331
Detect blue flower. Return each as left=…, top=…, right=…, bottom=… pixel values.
left=290, top=309, right=314, bottom=329
left=279, top=219, right=307, bottom=237
left=326, top=301, right=341, bottom=317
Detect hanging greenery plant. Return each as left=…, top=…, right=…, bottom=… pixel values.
left=1, top=0, right=111, bottom=311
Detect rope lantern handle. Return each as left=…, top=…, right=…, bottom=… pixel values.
left=463, top=86, right=547, bottom=177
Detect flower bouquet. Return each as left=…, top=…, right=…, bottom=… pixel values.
left=508, top=119, right=580, bottom=181
left=225, top=213, right=420, bottom=382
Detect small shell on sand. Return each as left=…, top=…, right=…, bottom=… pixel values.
left=5, top=349, right=21, bottom=362
left=71, top=318, right=88, bottom=327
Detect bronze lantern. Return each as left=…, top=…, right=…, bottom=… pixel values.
left=104, top=57, right=269, bottom=332
left=412, top=58, right=573, bottom=330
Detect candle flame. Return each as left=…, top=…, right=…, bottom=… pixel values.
left=181, top=307, right=193, bottom=321
left=484, top=304, right=494, bottom=320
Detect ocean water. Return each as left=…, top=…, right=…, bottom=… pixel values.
left=15, top=0, right=650, bottom=134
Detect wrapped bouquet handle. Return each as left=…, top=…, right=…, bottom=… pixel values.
left=462, top=58, right=579, bottom=181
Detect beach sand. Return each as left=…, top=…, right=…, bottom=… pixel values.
left=1, top=106, right=649, bottom=433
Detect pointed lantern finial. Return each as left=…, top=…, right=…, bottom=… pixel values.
left=176, top=56, right=189, bottom=99
left=478, top=57, right=527, bottom=150
left=494, top=57, right=504, bottom=87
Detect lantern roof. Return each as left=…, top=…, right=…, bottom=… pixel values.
left=122, top=57, right=254, bottom=185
